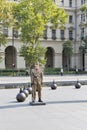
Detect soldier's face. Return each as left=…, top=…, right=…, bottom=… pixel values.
left=35, top=64, right=39, bottom=70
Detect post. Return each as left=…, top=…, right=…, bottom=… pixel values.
left=12, top=28, right=15, bottom=76
left=74, top=0, right=77, bottom=70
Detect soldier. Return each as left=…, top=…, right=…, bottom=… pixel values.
left=31, top=62, right=43, bottom=102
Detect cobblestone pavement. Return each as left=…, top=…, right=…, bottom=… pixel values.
left=0, top=83, right=87, bottom=130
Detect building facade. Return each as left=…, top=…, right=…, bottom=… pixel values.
left=1, top=0, right=87, bottom=71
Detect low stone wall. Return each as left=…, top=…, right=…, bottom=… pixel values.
left=43, top=80, right=87, bottom=86
left=0, top=80, right=87, bottom=89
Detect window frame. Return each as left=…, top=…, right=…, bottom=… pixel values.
left=69, top=30, right=73, bottom=40
left=69, top=15, right=73, bottom=23
left=69, top=0, right=72, bottom=7
left=60, top=30, right=65, bottom=40
left=52, top=29, right=56, bottom=40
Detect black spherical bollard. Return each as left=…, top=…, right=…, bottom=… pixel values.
left=51, top=80, right=57, bottom=90
left=16, top=92, right=26, bottom=102
left=23, top=89, right=29, bottom=97
left=27, top=87, right=32, bottom=94
left=75, top=81, right=81, bottom=89
left=20, top=88, right=23, bottom=93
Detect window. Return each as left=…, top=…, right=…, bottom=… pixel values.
left=52, top=29, right=56, bottom=40
left=81, top=28, right=84, bottom=40
left=43, top=29, right=47, bottom=39
left=3, top=27, right=8, bottom=37
left=69, top=30, right=73, bottom=40
left=81, top=13, right=85, bottom=22
left=60, top=30, right=65, bottom=40
left=69, top=0, right=72, bottom=7
left=81, top=0, right=86, bottom=5
left=69, top=15, right=73, bottom=23
left=61, top=0, right=64, bottom=6
left=13, top=29, right=18, bottom=38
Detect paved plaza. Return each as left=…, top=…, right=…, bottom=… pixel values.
left=1, top=79, right=87, bottom=130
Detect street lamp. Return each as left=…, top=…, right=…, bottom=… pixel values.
left=74, top=0, right=77, bottom=71
left=12, top=28, right=15, bottom=76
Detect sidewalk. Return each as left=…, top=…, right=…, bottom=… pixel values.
left=0, top=85, right=87, bottom=130
left=0, top=74, right=87, bottom=87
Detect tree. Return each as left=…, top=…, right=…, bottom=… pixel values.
left=0, top=0, right=13, bottom=42
left=81, top=4, right=87, bottom=27
left=80, top=4, right=87, bottom=71
left=63, top=40, right=73, bottom=71
left=12, top=0, right=67, bottom=67
left=0, top=0, right=14, bottom=60
left=20, top=42, right=47, bottom=68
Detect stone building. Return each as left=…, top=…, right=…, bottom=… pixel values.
left=0, top=0, right=87, bottom=71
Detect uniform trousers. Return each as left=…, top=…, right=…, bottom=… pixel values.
left=32, top=80, right=42, bottom=101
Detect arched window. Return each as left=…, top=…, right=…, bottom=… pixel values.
left=45, top=47, right=54, bottom=68
left=5, top=46, right=17, bottom=69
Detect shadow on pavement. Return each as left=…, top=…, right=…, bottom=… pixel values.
left=0, top=99, right=87, bottom=109
left=46, top=100, right=87, bottom=105
left=0, top=101, right=30, bottom=109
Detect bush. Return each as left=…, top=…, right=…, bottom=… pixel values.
left=44, top=67, right=87, bottom=75
left=44, top=68, right=61, bottom=75
left=0, top=69, right=26, bottom=76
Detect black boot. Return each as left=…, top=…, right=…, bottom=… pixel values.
left=38, top=98, right=43, bottom=102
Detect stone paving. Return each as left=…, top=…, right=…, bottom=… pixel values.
left=1, top=83, right=87, bottom=130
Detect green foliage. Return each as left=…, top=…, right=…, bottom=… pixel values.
left=0, top=0, right=13, bottom=39
left=12, top=0, right=67, bottom=44
left=13, top=0, right=67, bottom=44
left=13, top=0, right=66, bottom=43
left=0, top=33, right=6, bottom=60
left=20, top=42, right=47, bottom=68
left=44, top=68, right=77, bottom=75
left=0, top=0, right=14, bottom=61
left=0, top=33, right=6, bottom=45
left=0, top=69, right=26, bottom=76
left=79, top=36, right=87, bottom=53
left=0, top=0, right=14, bottom=26
left=44, top=68, right=61, bottom=75
left=80, top=4, right=87, bottom=51
left=80, top=4, right=87, bottom=26
left=12, top=0, right=67, bottom=67
left=79, top=45, right=86, bottom=53
left=80, top=4, right=87, bottom=12
left=83, top=36, right=87, bottom=46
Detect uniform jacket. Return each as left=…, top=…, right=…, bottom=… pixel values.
left=31, top=69, right=43, bottom=85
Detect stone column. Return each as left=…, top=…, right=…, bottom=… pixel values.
left=47, top=26, right=52, bottom=39
left=17, top=53, right=25, bottom=69
left=0, top=52, right=5, bottom=68
left=85, top=53, right=87, bottom=71
left=54, top=53, right=62, bottom=68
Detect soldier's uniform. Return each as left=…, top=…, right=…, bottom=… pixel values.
left=31, top=63, right=43, bottom=102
